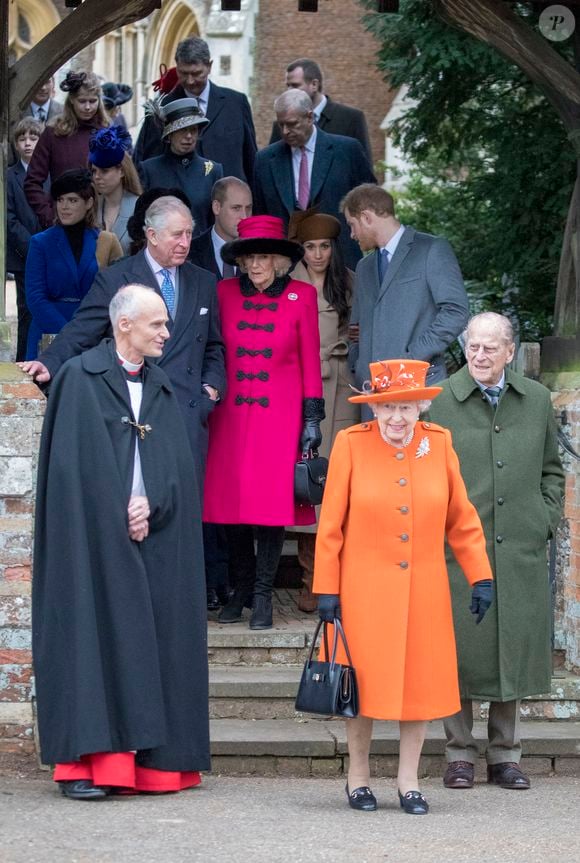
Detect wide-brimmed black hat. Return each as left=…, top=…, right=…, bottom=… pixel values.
left=221, top=216, right=303, bottom=265
left=101, top=82, right=133, bottom=109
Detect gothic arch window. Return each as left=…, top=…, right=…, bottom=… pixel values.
left=145, top=0, right=202, bottom=95
left=8, top=0, right=61, bottom=62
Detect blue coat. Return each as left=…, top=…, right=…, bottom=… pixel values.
left=25, top=225, right=99, bottom=359
left=253, top=128, right=376, bottom=270
left=6, top=162, right=42, bottom=273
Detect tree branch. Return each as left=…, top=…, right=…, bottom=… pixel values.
left=10, top=0, right=161, bottom=121
left=435, top=0, right=580, bottom=132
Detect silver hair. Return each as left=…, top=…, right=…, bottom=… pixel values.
left=274, top=89, right=313, bottom=116
left=463, top=312, right=515, bottom=346
left=144, top=195, right=192, bottom=233
left=109, top=284, right=158, bottom=330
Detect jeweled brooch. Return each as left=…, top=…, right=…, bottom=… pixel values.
left=415, top=436, right=430, bottom=459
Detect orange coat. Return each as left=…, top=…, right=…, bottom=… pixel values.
left=312, top=420, right=492, bottom=721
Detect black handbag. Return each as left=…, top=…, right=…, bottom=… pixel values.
left=295, top=618, right=359, bottom=718
left=294, top=449, right=329, bottom=506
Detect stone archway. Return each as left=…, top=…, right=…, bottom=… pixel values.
left=144, top=0, right=204, bottom=95
left=8, top=0, right=61, bottom=63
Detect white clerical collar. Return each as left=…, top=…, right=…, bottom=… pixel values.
left=116, top=351, right=144, bottom=373
left=313, top=95, right=327, bottom=123
left=291, top=125, right=317, bottom=157
left=145, top=247, right=176, bottom=279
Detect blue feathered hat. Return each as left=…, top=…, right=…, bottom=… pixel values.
left=88, top=126, right=132, bottom=169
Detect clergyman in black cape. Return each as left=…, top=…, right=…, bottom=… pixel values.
left=32, top=284, right=210, bottom=800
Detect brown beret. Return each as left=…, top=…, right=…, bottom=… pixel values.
left=288, top=207, right=341, bottom=243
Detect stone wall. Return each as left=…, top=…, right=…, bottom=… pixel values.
left=549, top=373, right=580, bottom=672
left=252, top=0, right=395, bottom=170
left=0, top=366, right=45, bottom=753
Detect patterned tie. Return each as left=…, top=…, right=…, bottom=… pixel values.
left=159, top=268, right=175, bottom=316
left=484, top=386, right=501, bottom=407
left=378, top=248, right=390, bottom=282
left=298, top=147, right=310, bottom=210
left=37, top=107, right=46, bottom=123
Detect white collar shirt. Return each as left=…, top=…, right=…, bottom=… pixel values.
left=144, top=248, right=179, bottom=315
left=291, top=126, right=317, bottom=202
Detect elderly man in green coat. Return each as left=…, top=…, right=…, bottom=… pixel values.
left=429, top=312, right=564, bottom=791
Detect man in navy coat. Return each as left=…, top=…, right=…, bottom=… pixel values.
left=19, top=196, right=225, bottom=492
left=133, top=37, right=257, bottom=184
left=188, top=176, right=252, bottom=278
left=253, top=89, right=376, bottom=269
left=7, top=118, right=43, bottom=360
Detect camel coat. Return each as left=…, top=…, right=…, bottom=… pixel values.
left=291, top=262, right=360, bottom=532
left=313, top=420, right=493, bottom=720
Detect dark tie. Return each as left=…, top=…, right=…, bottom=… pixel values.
left=222, top=261, right=235, bottom=279
left=159, top=268, right=175, bottom=316
left=37, top=107, right=46, bottom=123
left=484, top=386, right=501, bottom=407
left=378, top=248, right=389, bottom=283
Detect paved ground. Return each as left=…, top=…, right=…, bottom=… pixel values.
left=1, top=764, right=579, bottom=863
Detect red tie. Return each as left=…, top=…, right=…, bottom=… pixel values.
left=298, top=147, right=310, bottom=210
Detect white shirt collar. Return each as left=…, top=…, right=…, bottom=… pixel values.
left=187, top=80, right=211, bottom=113
left=31, top=100, right=50, bottom=115
left=291, top=125, right=317, bottom=156
left=475, top=372, right=506, bottom=391
left=20, top=160, right=29, bottom=172
left=145, top=247, right=176, bottom=278
left=381, top=224, right=406, bottom=258
left=313, top=95, right=327, bottom=123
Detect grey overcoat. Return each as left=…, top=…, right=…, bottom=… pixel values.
left=429, top=365, right=565, bottom=701
left=350, top=227, right=469, bottom=389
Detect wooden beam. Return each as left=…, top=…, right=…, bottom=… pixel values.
left=10, top=0, right=161, bottom=121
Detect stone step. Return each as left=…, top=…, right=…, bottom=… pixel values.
left=209, top=718, right=580, bottom=777
left=208, top=665, right=580, bottom=721
left=207, top=611, right=316, bottom=666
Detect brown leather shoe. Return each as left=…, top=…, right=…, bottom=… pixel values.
left=297, top=586, right=318, bottom=613
left=443, top=760, right=474, bottom=789
left=487, top=762, right=530, bottom=789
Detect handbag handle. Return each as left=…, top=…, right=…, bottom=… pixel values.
left=301, top=446, right=320, bottom=460
left=306, top=617, right=355, bottom=669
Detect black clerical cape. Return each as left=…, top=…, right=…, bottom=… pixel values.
left=32, top=339, right=210, bottom=770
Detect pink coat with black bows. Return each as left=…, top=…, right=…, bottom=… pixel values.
left=203, top=277, right=322, bottom=526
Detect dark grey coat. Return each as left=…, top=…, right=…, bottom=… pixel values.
left=350, top=226, right=469, bottom=389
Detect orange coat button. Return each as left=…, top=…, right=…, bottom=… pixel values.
left=399, top=478, right=407, bottom=486
left=400, top=561, right=409, bottom=569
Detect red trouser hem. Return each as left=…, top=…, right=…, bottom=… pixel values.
left=53, top=752, right=201, bottom=792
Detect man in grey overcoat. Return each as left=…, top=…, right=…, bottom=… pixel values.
left=342, top=184, right=469, bottom=402
left=429, top=312, right=565, bottom=791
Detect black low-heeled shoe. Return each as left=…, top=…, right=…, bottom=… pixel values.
left=59, top=780, right=109, bottom=801
left=345, top=783, right=378, bottom=811
left=398, top=789, right=429, bottom=815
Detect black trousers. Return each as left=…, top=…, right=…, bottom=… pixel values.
left=226, top=525, right=285, bottom=598
left=203, top=523, right=229, bottom=593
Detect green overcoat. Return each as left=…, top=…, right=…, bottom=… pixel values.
left=429, top=365, right=564, bottom=701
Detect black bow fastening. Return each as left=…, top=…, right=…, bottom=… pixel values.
left=243, top=300, right=278, bottom=312
left=121, top=416, right=152, bottom=440
left=235, top=395, right=270, bottom=407
left=237, top=321, right=275, bottom=332
left=236, top=370, right=270, bottom=381
left=236, top=347, right=273, bottom=358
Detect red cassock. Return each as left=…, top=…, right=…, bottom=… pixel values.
left=54, top=753, right=200, bottom=793
left=203, top=277, right=322, bottom=526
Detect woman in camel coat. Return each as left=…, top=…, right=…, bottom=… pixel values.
left=288, top=209, right=360, bottom=611
left=313, top=359, right=493, bottom=816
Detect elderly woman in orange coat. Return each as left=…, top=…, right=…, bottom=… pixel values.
left=313, top=359, right=493, bottom=815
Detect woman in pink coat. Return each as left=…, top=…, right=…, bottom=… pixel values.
left=203, top=216, right=323, bottom=630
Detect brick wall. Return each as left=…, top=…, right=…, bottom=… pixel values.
left=252, top=0, right=394, bottom=175
left=551, top=375, right=580, bottom=672
left=0, top=366, right=45, bottom=754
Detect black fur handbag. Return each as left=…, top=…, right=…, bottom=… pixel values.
left=294, top=448, right=329, bottom=506
left=295, top=618, right=359, bottom=718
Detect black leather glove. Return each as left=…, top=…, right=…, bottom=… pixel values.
left=318, top=594, right=341, bottom=622
left=470, top=579, right=493, bottom=624
left=300, top=397, right=325, bottom=452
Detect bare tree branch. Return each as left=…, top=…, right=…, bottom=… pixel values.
left=10, top=0, right=161, bottom=121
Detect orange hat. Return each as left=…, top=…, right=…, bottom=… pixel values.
left=348, top=359, right=442, bottom=404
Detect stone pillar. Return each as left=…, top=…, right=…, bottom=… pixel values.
left=546, top=372, right=580, bottom=672
left=0, top=365, right=45, bottom=753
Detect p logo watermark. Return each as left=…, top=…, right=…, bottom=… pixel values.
left=539, top=4, right=576, bottom=41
